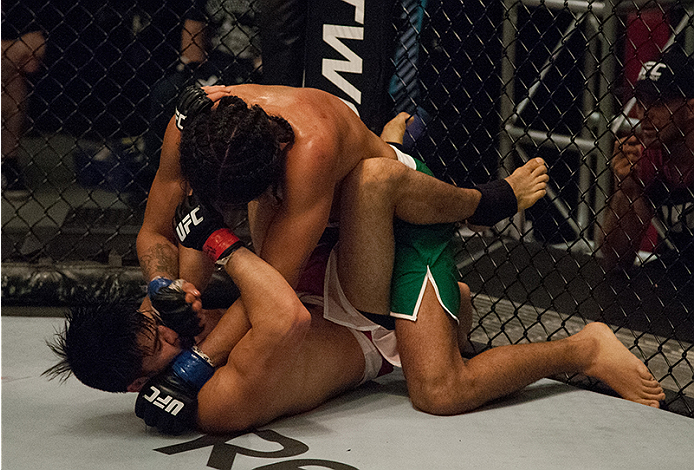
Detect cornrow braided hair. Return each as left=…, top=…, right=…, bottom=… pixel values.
left=179, top=95, right=294, bottom=209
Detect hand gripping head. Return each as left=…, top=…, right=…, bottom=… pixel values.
left=174, top=85, right=213, bottom=131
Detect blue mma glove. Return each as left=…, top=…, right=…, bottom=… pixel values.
left=148, top=277, right=203, bottom=342
left=135, top=347, right=215, bottom=435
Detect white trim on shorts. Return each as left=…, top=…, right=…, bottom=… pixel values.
left=299, top=293, right=389, bottom=384
left=322, top=249, right=402, bottom=368
left=390, top=144, right=417, bottom=170
left=388, top=143, right=458, bottom=324
left=389, top=266, right=458, bottom=323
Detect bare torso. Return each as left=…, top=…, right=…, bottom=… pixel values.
left=227, top=85, right=398, bottom=284
left=196, top=304, right=366, bottom=433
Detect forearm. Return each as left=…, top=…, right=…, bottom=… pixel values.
left=137, top=233, right=180, bottom=282
left=224, top=247, right=306, bottom=321
left=198, top=247, right=309, bottom=366
left=198, top=299, right=251, bottom=367
left=178, top=245, right=215, bottom=293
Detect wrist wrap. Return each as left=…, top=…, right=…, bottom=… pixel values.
left=203, top=228, right=244, bottom=263
left=171, top=348, right=215, bottom=391
left=148, top=277, right=173, bottom=298
left=467, top=179, right=518, bottom=226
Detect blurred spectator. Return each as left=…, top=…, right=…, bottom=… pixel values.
left=1, top=0, right=47, bottom=200
left=141, top=0, right=261, bottom=186
left=600, top=45, right=694, bottom=271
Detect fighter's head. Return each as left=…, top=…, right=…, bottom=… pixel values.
left=179, top=95, right=294, bottom=210
left=44, top=300, right=159, bottom=393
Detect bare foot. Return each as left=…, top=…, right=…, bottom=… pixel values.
left=505, top=158, right=549, bottom=210
left=380, top=112, right=412, bottom=144
left=576, top=322, right=665, bottom=408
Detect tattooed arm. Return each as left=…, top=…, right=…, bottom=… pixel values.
left=136, top=117, right=215, bottom=292
left=138, top=241, right=180, bottom=282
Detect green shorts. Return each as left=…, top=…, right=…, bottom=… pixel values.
left=390, top=157, right=460, bottom=322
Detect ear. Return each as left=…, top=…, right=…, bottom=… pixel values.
left=158, top=323, right=180, bottom=346
left=127, top=376, right=150, bottom=393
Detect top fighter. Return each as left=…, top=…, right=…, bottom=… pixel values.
left=137, top=84, right=549, bottom=321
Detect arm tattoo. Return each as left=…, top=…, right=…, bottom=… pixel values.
left=140, top=242, right=179, bottom=281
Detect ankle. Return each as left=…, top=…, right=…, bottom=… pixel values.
left=567, top=326, right=601, bottom=374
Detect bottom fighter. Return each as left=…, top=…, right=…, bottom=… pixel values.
left=45, top=126, right=664, bottom=434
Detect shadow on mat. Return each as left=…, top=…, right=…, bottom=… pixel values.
left=471, top=381, right=576, bottom=413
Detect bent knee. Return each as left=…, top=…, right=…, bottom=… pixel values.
left=344, top=158, right=409, bottom=200
left=409, top=383, right=462, bottom=416
left=407, top=371, right=478, bottom=416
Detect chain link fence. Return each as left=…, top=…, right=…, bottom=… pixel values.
left=2, top=0, right=692, bottom=417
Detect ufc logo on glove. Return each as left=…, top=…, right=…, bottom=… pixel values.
left=174, top=109, right=188, bottom=130
left=175, top=207, right=203, bottom=242
left=143, top=386, right=186, bottom=416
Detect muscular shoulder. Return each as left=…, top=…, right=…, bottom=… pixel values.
left=282, top=92, right=346, bottom=181
left=196, top=362, right=301, bottom=433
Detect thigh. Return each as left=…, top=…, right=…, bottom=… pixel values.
left=396, top=280, right=464, bottom=387
left=337, top=160, right=396, bottom=315
left=302, top=313, right=367, bottom=390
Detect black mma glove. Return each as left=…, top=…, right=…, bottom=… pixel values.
left=174, top=193, right=245, bottom=264
left=135, top=347, right=215, bottom=435
left=148, top=277, right=203, bottom=342
left=174, top=85, right=213, bottom=131
left=467, top=179, right=518, bottom=227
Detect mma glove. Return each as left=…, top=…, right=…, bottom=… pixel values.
left=135, top=347, right=215, bottom=435
left=148, top=277, right=203, bottom=343
left=174, top=193, right=245, bottom=265
left=174, top=85, right=213, bottom=131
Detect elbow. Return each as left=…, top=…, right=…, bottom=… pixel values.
left=135, top=228, right=162, bottom=259
left=288, top=301, right=312, bottom=333
left=274, top=300, right=312, bottom=339
left=135, top=230, right=149, bottom=259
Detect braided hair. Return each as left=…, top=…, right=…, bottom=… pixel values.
left=179, top=95, right=294, bottom=209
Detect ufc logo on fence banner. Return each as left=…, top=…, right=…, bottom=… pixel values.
left=143, top=386, right=185, bottom=416
left=176, top=206, right=203, bottom=242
